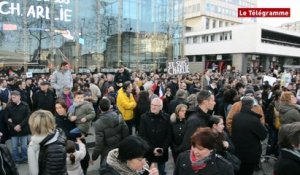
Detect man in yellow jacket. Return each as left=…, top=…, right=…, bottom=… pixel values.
left=117, top=81, right=137, bottom=134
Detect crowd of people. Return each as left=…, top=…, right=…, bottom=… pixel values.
left=0, top=61, right=300, bottom=175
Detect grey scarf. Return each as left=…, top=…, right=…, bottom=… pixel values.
left=107, top=149, right=140, bottom=175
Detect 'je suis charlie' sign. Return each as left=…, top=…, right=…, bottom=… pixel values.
left=167, top=59, right=190, bottom=75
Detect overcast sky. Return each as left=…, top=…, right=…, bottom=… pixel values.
left=256, top=0, right=300, bottom=26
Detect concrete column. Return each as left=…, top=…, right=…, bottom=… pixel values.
left=209, top=18, right=213, bottom=29
left=266, top=56, right=271, bottom=70
left=232, top=54, right=248, bottom=73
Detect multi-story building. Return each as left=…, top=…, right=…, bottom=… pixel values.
left=280, top=21, right=300, bottom=32
left=185, top=23, right=300, bottom=73
left=184, top=0, right=300, bottom=73
left=0, top=0, right=184, bottom=73
left=184, top=0, right=257, bottom=32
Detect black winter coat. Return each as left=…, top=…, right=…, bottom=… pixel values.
left=134, top=99, right=150, bottom=131
left=180, top=106, right=211, bottom=151
left=231, top=108, right=267, bottom=163
left=139, top=111, right=171, bottom=163
left=274, top=149, right=300, bottom=175
left=55, top=115, right=76, bottom=140
left=0, top=144, right=19, bottom=175
left=32, top=89, right=56, bottom=113
left=38, top=129, right=67, bottom=175
left=174, top=150, right=234, bottom=175
left=92, top=111, right=129, bottom=161
left=170, top=113, right=186, bottom=154
left=5, top=102, right=30, bottom=136
left=114, top=70, right=131, bottom=83
left=16, top=88, right=32, bottom=109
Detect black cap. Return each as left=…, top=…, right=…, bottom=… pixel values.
left=40, top=81, right=50, bottom=86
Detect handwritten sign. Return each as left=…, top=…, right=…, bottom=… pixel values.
left=26, top=72, right=33, bottom=78
left=263, top=75, right=277, bottom=86
left=0, top=0, right=72, bottom=22
left=167, top=59, right=189, bottom=75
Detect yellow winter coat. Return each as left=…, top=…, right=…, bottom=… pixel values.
left=116, top=88, right=137, bottom=121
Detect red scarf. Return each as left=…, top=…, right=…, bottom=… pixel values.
left=190, top=150, right=208, bottom=172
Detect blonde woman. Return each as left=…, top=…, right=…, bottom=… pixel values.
left=28, top=110, right=67, bottom=175
left=279, top=91, right=300, bottom=125
left=170, top=104, right=187, bottom=163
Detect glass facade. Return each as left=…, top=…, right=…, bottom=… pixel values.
left=0, top=0, right=183, bottom=72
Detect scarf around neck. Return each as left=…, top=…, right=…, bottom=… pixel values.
left=190, top=149, right=213, bottom=173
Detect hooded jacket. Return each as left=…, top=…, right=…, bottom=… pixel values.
left=28, top=129, right=67, bottom=175
left=278, top=103, right=300, bottom=125
left=69, top=101, right=95, bottom=134
left=274, top=148, right=300, bottom=175
left=116, top=88, right=136, bottom=121
left=92, top=111, right=129, bottom=162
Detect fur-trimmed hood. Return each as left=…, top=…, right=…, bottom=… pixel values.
left=170, top=113, right=178, bottom=123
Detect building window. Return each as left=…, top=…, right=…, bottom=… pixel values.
left=187, top=56, right=194, bottom=62
left=211, top=34, right=215, bottom=42
left=186, top=37, right=193, bottom=44
left=202, top=36, right=205, bottom=43
left=225, top=22, right=228, bottom=26
left=206, top=18, right=210, bottom=29
left=219, top=21, right=223, bottom=27
left=212, top=20, right=216, bottom=28
left=193, top=36, right=198, bottom=44
left=197, top=4, right=200, bottom=11
left=195, top=56, right=202, bottom=62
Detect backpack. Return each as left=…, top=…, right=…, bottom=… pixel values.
left=273, top=107, right=281, bottom=129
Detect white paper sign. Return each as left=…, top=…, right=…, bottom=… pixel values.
left=26, top=72, right=33, bottom=78
left=263, top=75, right=277, bottom=86
left=167, top=59, right=190, bottom=75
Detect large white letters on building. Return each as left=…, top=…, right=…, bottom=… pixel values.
left=0, top=0, right=72, bottom=22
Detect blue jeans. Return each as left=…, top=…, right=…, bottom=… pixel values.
left=11, top=135, right=28, bottom=161
left=157, top=162, right=166, bottom=175
left=70, top=127, right=82, bottom=138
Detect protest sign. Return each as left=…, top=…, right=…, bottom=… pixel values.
left=167, top=59, right=189, bottom=75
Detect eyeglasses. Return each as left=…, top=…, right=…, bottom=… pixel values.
left=151, top=104, right=161, bottom=107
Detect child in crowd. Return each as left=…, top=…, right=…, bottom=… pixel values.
left=68, top=91, right=95, bottom=137
left=66, top=138, right=86, bottom=175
